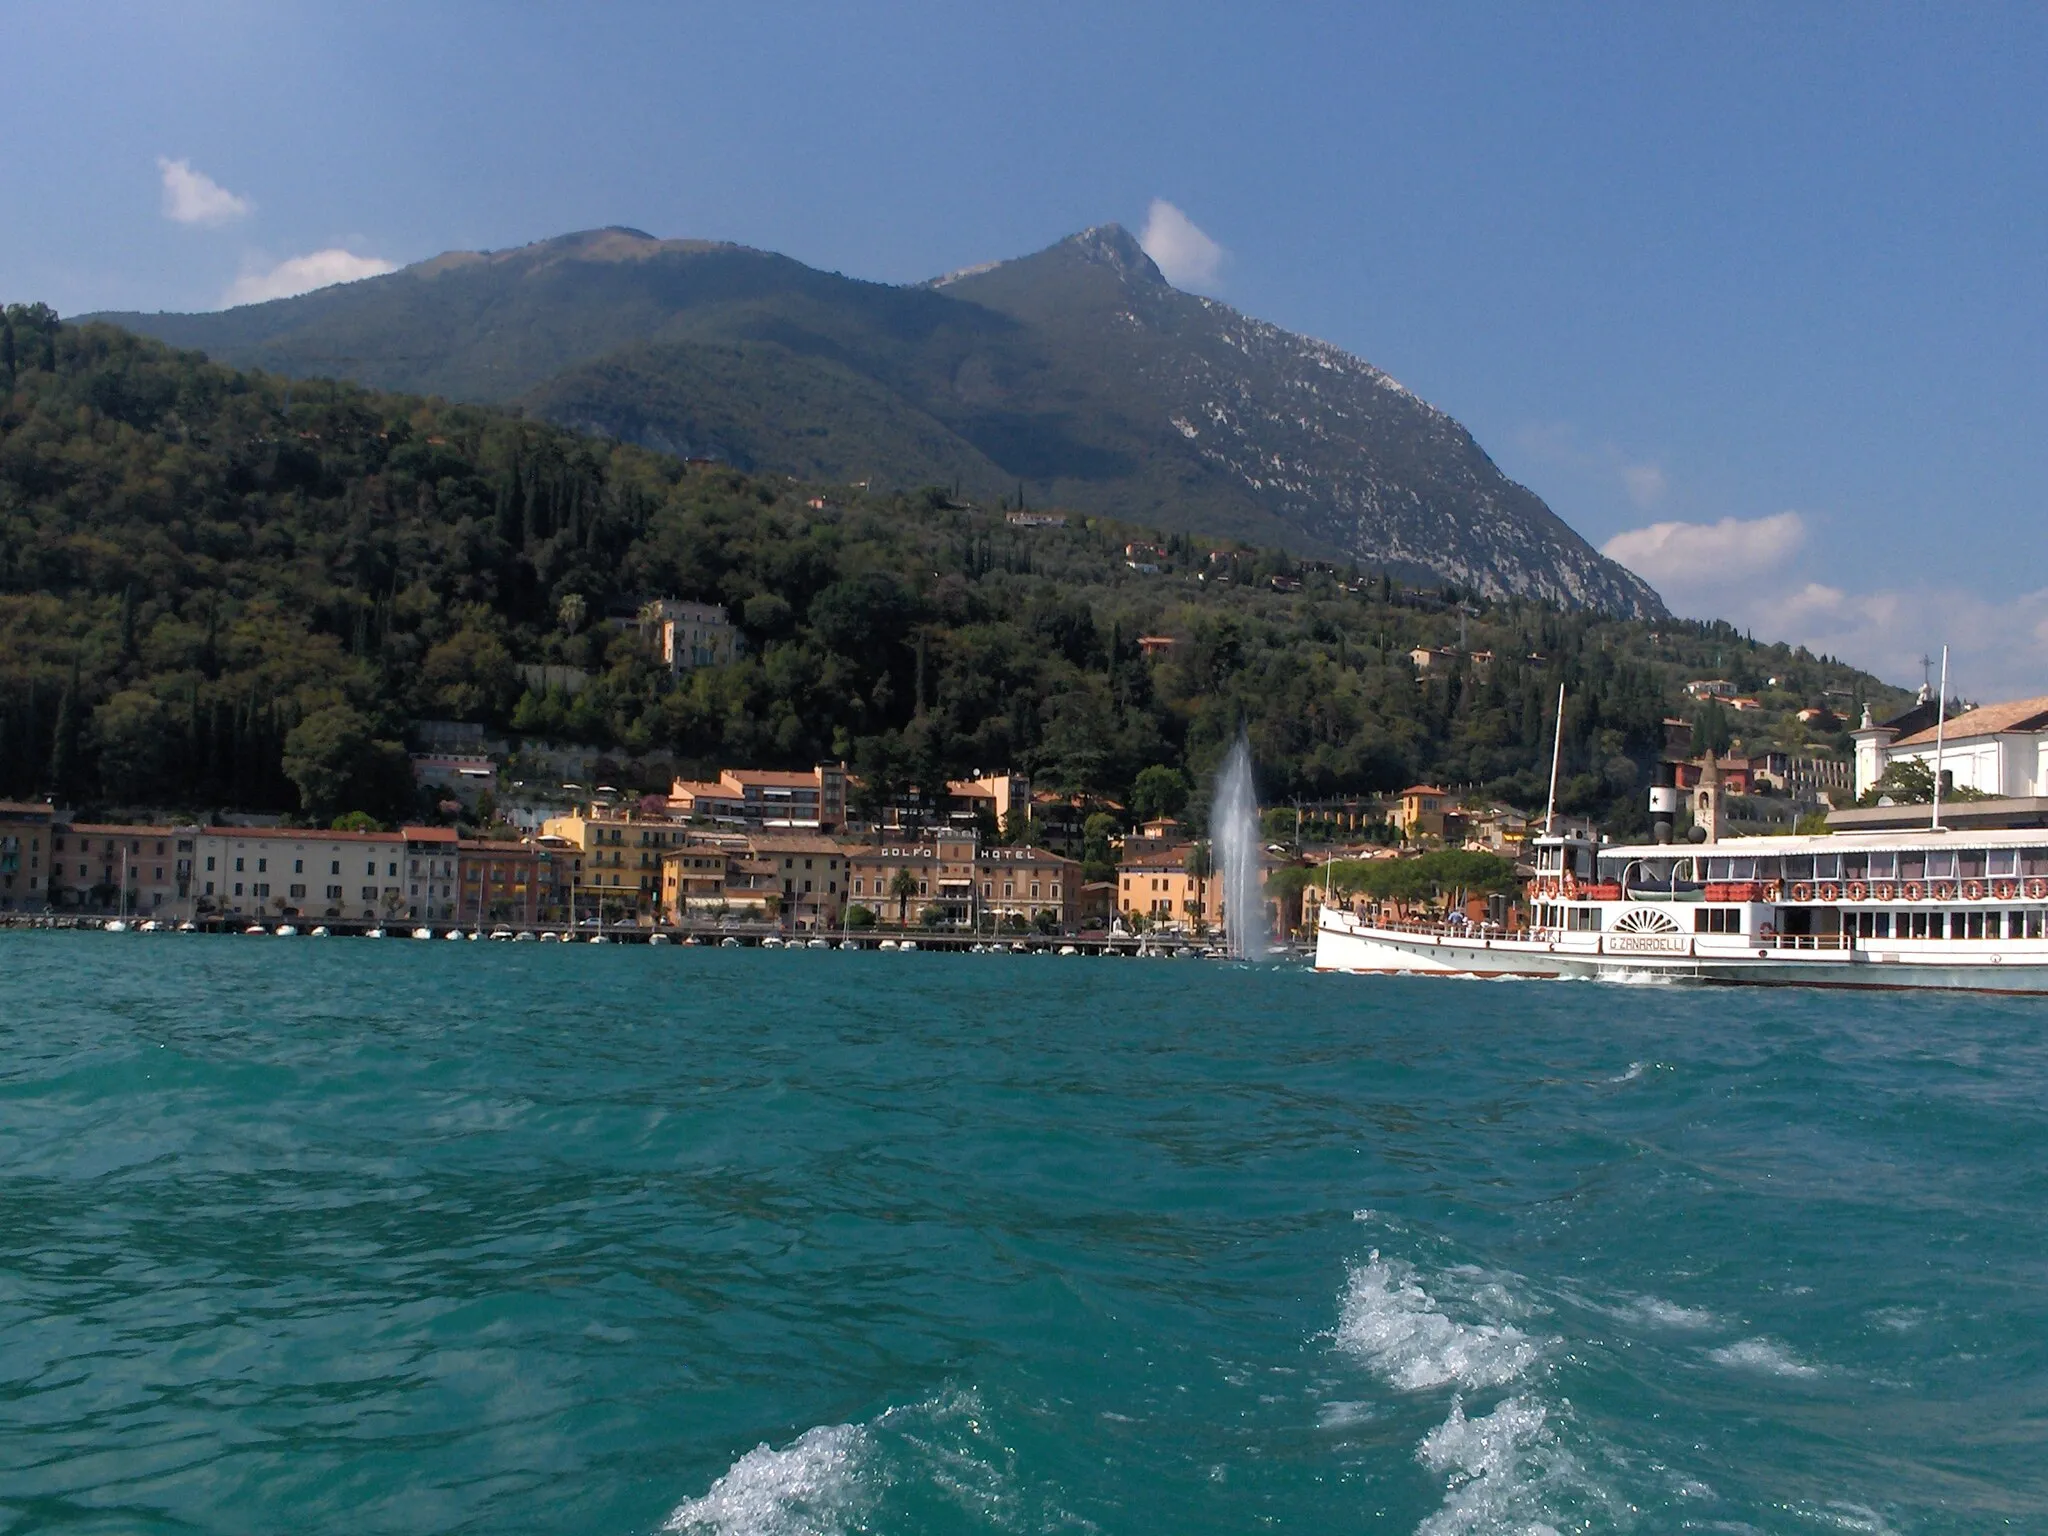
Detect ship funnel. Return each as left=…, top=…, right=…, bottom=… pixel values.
left=1649, top=760, right=1677, bottom=845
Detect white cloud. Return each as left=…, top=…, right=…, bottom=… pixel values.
left=225, top=249, right=397, bottom=306
left=1138, top=199, right=1226, bottom=292
left=1602, top=511, right=2048, bottom=700
left=1602, top=511, right=1808, bottom=590
left=158, top=157, right=251, bottom=226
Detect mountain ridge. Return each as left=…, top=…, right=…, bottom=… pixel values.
left=86, top=224, right=1666, bottom=617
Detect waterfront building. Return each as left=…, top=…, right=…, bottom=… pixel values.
left=47, top=824, right=193, bottom=914
left=542, top=806, right=695, bottom=920
left=403, top=827, right=461, bottom=922
left=748, top=833, right=849, bottom=929
left=0, top=801, right=54, bottom=910
left=455, top=837, right=565, bottom=926
left=192, top=827, right=406, bottom=922
left=845, top=831, right=1080, bottom=931
left=1117, top=847, right=1214, bottom=930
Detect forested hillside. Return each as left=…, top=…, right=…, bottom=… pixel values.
left=0, top=306, right=1903, bottom=827
left=90, top=225, right=1663, bottom=614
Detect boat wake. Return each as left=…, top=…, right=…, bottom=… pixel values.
left=661, top=1389, right=1059, bottom=1536
left=1332, top=1248, right=1622, bottom=1535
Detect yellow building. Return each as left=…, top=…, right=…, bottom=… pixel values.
left=541, top=806, right=693, bottom=920
left=1390, top=785, right=1460, bottom=842
left=1118, top=848, right=1216, bottom=930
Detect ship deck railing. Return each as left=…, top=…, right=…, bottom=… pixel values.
left=1329, top=912, right=1862, bottom=956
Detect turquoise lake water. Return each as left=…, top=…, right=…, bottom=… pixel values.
left=4, top=933, right=2046, bottom=1534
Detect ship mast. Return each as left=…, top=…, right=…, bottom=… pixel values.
left=1542, top=684, right=1566, bottom=836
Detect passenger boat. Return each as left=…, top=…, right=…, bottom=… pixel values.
left=1318, top=671, right=2048, bottom=992
left=1318, top=825, right=2048, bottom=992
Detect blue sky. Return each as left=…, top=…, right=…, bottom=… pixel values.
left=6, top=2, right=2046, bottom=696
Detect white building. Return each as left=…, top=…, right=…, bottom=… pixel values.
left=191, top=826, right=460, bottom=923
left=640, top=599, right=742, bottom=673
left=1853, top=695, right=2048, bottom=800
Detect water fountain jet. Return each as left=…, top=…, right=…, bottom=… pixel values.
left=1212, top=735, right=1264, bottom=959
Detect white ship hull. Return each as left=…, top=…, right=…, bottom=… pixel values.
left=1316, top=907, right=2048, bottom=992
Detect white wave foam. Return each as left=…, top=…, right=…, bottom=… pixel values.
left=1596, top=968, right=1681, bottom=985
left=663, top=1390, right=1039, bottom=1536
left=1709, top=1337, right=1821, bottom=1378
left=1414, top=1395, right=1599, bottom=1536
left=1607, top=1061, right=1646, bottom=1082
left=1316, top=1399, right=1377, bottom=1429
left=1335, top=1253, right=1540, bottom=1391
left=1794, top=1501, right=1903, bottom=1533
left=1623, top=1295, right=1717, bottom=1329
left=662, top=1422, right=867, bottom=1535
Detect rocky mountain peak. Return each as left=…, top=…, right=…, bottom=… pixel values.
left=1057, top=224, right=1169, bottom=287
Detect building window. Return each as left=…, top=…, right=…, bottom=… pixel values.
left=206, top=855, right=216, bottom=871
left=294, top=859, right=303, bottom=874
left=235, top=857, right=245, bottom=872
left=289, top=884, right=306, bottom=899
left=331, top=861, right=340, bottom=875
left=234, top=882, right=243, bottom=896
left=257, top=858, right=267, bottom=873
left=326, top=885, right=342, bottom=899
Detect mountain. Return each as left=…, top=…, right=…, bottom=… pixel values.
left=89, top=225, right=1666, bottom=617
left=0, top=306, right=1898, bottom=832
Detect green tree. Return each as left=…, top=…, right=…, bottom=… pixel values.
left=283, top=705, right=410, bottom=822
left=90, top=690, right=169, bottom=804
left=1130, top=764, right=1190, bottom=823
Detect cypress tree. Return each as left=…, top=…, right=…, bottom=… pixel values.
left=1, top=319, right=14, bottom=388
left=49, top=663, right=81, bottom=799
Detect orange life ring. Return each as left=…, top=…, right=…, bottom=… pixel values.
left=1790, top=882, right=1813, bottom=902
left=1995, top=880, right=2018, bottom=901
left=1874, top=881, right=1896, bottom=901
left=1763, top=880, right=1783, bottom=902
left=1818, top=882, right=1840, bottom=902
left=1932, top=880, right=1957, bottom=901
left=1845, top=881, right=1868, bottom=902
left=1903, top=881, right=1924, bottom=901
left=1963, top=879, right=1986, bottom=901
left=2029, top=878, right=2048, bottom=901
left=1562, top=873, right=1578, bottom=897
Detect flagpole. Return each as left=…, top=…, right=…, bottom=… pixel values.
left=1931, top=645, right=1949, bottom=832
